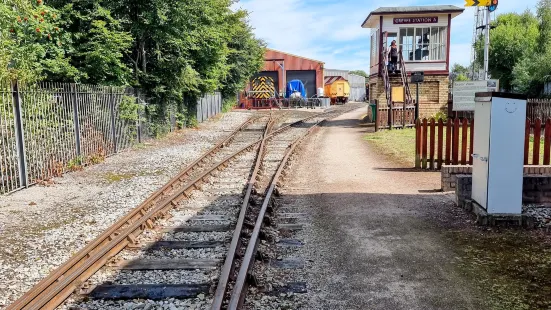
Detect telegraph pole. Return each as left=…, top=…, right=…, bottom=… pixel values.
left=483, top=7, right=490, bottom=80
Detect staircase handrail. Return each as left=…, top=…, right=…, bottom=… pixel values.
left=398, top=49, right=413, bottom=105
left=380, top=48, right=391, bottom=106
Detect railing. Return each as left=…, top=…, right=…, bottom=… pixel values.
left=375, top=100, right=416, bottom=131
left=196, top=92, right=222, bottom=123
left=398, top=50, right=413, bottom=105
left=380, top=49, right=391, bottom=106
left=447, top=98, right=551, bottom=123
left=415, top=118, right=474, bottom=170
left=415, top=117, right=551, bottom=170
left=0, top=81, right=222, bottom=194
left=240, top=97, right=329, bottom=109
left=527, top=99, right=551, bottom=123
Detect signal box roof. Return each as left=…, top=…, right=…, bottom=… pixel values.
left=361, top=5, right=464, bottom=28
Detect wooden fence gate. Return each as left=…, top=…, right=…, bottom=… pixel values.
left=375, top=101, right=416, bottom=131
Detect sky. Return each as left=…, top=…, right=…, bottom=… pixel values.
left=234, top=0, right=539, bottom=73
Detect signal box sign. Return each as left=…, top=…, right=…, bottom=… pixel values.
left=393, top=17, right=438, bottom=24
left=453, top=80, right=499, bottom=111
left=410, top=71, right=424, bottom=83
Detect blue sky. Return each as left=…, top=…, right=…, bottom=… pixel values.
left=235, top=0, right=539, bottom=73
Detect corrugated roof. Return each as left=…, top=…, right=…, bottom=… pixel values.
left=324, top=76, right=347, bottom=85
left=265, top=48, right=325, bottom=64
left=361, top=5, right=464, bottom=28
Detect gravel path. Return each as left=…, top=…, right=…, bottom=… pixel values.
left=259, top=107, right=489, bottom=309
left=0, top=111, right=255, bottom=309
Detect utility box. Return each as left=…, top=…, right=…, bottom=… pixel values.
left=471, top=92, right=527, bottom=214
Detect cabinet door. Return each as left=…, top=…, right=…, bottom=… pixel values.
left=487, top=97, right=526, bottom=213
left=472, top=101, right=491, bottom=209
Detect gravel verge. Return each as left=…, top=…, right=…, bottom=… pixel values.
left=0, top=110, right=253, bottom=309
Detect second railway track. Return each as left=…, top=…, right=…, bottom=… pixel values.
left=6, top=106, right=361, bottom=310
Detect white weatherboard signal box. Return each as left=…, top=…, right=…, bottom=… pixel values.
left=471, top=92, right=527, bottom=214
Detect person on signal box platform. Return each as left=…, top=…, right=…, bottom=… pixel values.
left=388, top=40, right=398, bottom=74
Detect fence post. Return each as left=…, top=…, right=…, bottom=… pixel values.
left=415, top=119, right=421, bottom=168
left=11, top=81, right=28, bottom=188
left=70, top=84, right=82, bottom=156
left=375, top=99, right=379, bottom=132
left=534, top=119, right=542, bottom=165
left=524, top=119, right=530, bottom=165
left=388, top=101, right=393, bottom=130
left=402, top=101, right=406, bottom=128
left=109, top=87, right=118, bottom=153
left=135, top=89, right=142, bottom=144
left=422, top=118, right=428, bottom=169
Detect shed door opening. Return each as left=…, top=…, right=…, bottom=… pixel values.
left=286, top=70, right=316, bottom=98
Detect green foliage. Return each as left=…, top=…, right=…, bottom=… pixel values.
left=67, top=155, right=84, bottom=171
left=0, top=0, right=77, bottom=82
left=175, top=112, right=186, bottom=129
left=48, top=0, right=133, bottom=85
left=349, top=70, right=369, bottom=78
left=475, top=11, right=539, bottom=91
left=0, top=0, right=264, bottom=120
left=222, top=98, right=236, bottom=113
left=118, top=95, right=142, bottom=121
left=474, top=2, right=551, bottom=96
left=431, top=110, right=448, bottom=121
left=450, top=63, right=470, bottom=84
left=187, top=116, right=199, bottom=129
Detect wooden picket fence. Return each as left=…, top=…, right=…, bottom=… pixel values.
left=415, top=118, right=473, bottom=170
left=415, top=118, right=551, bottom=170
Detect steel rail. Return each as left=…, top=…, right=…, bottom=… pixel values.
left=6, top=112, right=323, bottom=310
left=13, top=119, right=274, bottom=310
left=5, top=116, right=261, bottom=310
left=211, top=107, right=360, bottom=310
left=210, top=111, right=275, bottom=310
left=227, top=118, right=326, bottom=309
left=210, top=110, right=349, bottom=309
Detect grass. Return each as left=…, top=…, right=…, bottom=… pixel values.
left=364, top=128, right=416, bottom=166
left=449, top=229, right=551, bottom=310
left=365, top=126, right=547, bottom=166
left=105, top=172, right=136, bottom=183
left=104, top=170, right=165, bottom=183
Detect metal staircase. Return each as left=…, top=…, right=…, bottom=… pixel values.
left=398, top=50, right=413, bottom=105
left=380, top=47, right=392, bottom=107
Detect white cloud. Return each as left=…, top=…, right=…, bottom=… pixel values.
left=238, top=0, right=542, bottom=73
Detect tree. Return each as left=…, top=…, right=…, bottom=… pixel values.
left=349, top=70, right=368, bottom=78
left=450, top=63, right=470, bottom=81
left=1, top=0, right=265, bottom=126
left=218, top=11, right=265, bottom=100
left=0, top=0, right=76, bottom=82
left=48, top=0, right=133, bottom=85
left=475, top=11, right=539, bottom=91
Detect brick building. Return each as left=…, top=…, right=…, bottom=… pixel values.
left=361, top=5, right=464, bottom=117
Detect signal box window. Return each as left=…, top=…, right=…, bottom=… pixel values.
left=399, top=26, right=446, bottom=61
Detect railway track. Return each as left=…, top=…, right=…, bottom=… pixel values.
left=6, top=106, right=360, bottom=310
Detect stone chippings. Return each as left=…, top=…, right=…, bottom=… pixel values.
left=0, top=111, right=252, bottom=309
left=523, top=205, right=551, bottom=228
left=455, top=174, right=551, bottom=228
left=0, top=105, right=359, bottom=310
left=61, top=141, right=260, bottom=310
left=243, top=129, right=324, bottom=310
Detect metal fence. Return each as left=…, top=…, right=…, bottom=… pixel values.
left=196, top=92, right=222, bottom=123
left=447, top=98, right=551, bottom=123
left=1, top=81, right=221, bottom=194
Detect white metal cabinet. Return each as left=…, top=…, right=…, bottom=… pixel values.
left=471, top=92, right=527, bottom=214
